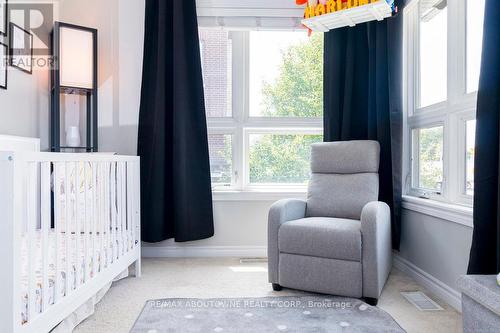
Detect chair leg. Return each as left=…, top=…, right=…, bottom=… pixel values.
left=272, top=283, right=283, bottom=291
left=363, top=297, right=378, bottom=306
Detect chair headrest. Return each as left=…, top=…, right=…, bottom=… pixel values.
left=310, top=140, right=380, bottom=174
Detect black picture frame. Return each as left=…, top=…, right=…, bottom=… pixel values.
left=0, top=42, right=6, bottom=89
left=0, top=0, right=7, bottom=36
left=9, top=22, right=33, bottom=74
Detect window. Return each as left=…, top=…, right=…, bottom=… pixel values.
left=419, top=1, right=447, bottom=108
left=404, top=0, right=484, bottom=205
left=208, top=134, right=233, bottom=185
left=411, top=126, right=444, bottom=193
left=200, top=28, right=324, bottom=191
left=466, top=0, right=485, bottom=93
left=249, top=32, right=322, bottom=118
left=199, top=30, right=232, bottom=118
left=465, top=119, right=476, bottom=195
left=248, top=132, right=322, bottom=185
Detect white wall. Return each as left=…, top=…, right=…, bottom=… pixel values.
left=142, top=200, right=273, bottom=257
left=59, top=0, right=144, bottom=155
left=0, top=26, right=51, bottom=149
left=0, top=69, right=49, bottom=148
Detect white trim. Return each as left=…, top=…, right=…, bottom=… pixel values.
left=196, top=0, right=301, bottom=10
left=142, top=245, right=267, bottom=258
left=197, top=8, right=304, bottom=18
left=213, top=190, right=306, bottom=201
left=402, top=195, right=473, bottom=228
left=393, top=254, right=462, bottom=312
left=403, top=0, right=480, bottom=207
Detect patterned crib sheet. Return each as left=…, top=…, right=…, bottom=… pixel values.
left=20, top=230, right=126, bottom=324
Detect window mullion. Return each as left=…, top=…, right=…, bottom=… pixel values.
left=446, top=0, right=466, bottom=203
left=231, top=31, right=249, bottom=191
left=448, top=0, right=466, bottom=105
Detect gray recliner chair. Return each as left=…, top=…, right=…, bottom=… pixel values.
left=268, top=140, right=392, bottom=305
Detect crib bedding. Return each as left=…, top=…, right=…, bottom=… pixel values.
left=20, top=230, right=132, bottom=324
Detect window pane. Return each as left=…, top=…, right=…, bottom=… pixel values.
left=208, top=134, right=233, bottom=185
left=467, top=0, right=485, bottom=93
left=413, top=126, right=444, bottom=191
left=249, top=31, right=323, bottom=117
left=199, top=29, right=232, bottom=117
left=419, top=1, right=447, bottom=108
left=249, top=134, right=322, bottom=184
left=465, top=120, right=476, bottom=195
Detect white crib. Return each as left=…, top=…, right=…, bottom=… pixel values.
left=0, top=145, right=141, bottom=333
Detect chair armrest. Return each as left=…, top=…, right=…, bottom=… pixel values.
left=361, top=201, right=392, bottom=299
left=268, top=199, right=307, bottom=284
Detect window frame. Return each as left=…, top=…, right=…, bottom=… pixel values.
left=403, top=0, right=480, bottom=207
left=202, top=28, right=323, bottom=192
left=409, top=123, right=445, bottom=199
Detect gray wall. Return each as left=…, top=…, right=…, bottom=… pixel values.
left=399, top=209, right=473, bottom=291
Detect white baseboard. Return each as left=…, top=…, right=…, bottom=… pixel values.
left=393, top=254, right=462, bottom=312
left=142, top=245, right=267, bottom=258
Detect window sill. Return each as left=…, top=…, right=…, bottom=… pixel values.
left=212, top=189, right=307, bottom=202
left=402, top=195, right=473, bottom=228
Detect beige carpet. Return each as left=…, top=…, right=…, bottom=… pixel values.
left=74, top=258, right=462, bottom=333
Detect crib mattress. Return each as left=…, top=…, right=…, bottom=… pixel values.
left=20, top=230, right=130, bottom=324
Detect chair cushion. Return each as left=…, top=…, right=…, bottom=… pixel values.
left=310, top=141, right=380, bottom=174
left=278, top=217, right=362, bottom=261
left=306, top=173, right=379, bottom=220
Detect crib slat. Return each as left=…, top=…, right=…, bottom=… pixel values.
left=108, top=163, right=113, bottom=263
left=131, top=162, right=136, bottom=247
left=53, top=163, right=61, bottom=303
left=99, top=162, right=105, bottom=269
left=40, top=162, right=51, bottom=312
left=123, top=163, right=128, bottom=253
left=100, top=163, right=106, bottom=269
left=111, top=163, right=117, bottom=263
left=117, top=162, right=122, bottom=258
left=92, top=162, right=98, bottom=276
left=126, top=162, right=132, bottom=251
left=101, top=163, right=107, bottom=268
left=83, top=163, right=89, bottom=283
left=27, top=163, right=37, bottom=322
left=64, top=162, right=71, bottom=297
left=75, top=162, right=81, bottom=289
left=116, top=162, right=122, bottom=258
left=135, top=162, right=140, bottom=247
left=120, top=162, right=126, bottom=256
left=121, top=162, right=128, bottom=254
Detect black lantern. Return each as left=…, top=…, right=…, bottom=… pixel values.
left=51, top=22, right=98, bottom=152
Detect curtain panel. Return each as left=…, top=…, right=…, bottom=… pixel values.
left=137, top=0, right=214, bottom=243
left=468, top=0, right=500, bottom=274
left=323, top=1, right=405, bottom=250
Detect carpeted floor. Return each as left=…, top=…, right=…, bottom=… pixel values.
left=74, top=258, right=462, bottom=333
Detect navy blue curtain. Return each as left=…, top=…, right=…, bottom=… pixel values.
left=467, top=0, right=500, bottom=274
left=137, top=0, right=214, bottom=243
left=323, top=2, right=404, bottom=250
